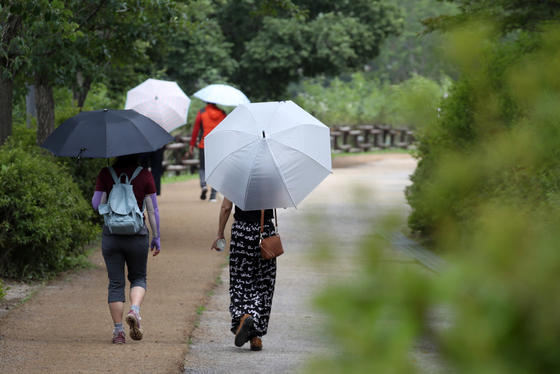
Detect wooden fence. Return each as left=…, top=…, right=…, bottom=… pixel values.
left=162, top=135, right=199, bottom=174
left=331, top=125, right=415, bottom=154
left=162, top=126, right=415, bottom=173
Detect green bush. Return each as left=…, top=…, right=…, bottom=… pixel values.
left=10, top=123, right=106, bottom=225
left=405, top=27, right=558, bottom=245
left=293, top=72, right=450, bottom=128
left=307, top=207, right=560, bottom=374
left=0, top=140, right=99, bottom=279
left=306, top=27, right=560, bottom=371
left=0, top=278, right=8, bottom=301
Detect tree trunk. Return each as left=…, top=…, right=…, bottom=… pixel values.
left=72, top=72, right=92, bottom=110
left=35, top=73, right=56, bottom=147
left=0, top=13, right=23, bottom=147
left=0, top=77, right=14, bottom=147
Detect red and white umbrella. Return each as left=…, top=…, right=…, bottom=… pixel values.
left=125, top=78, right=191, bottom=132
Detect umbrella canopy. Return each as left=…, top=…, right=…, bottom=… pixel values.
left=125, top=78, right=190, bottom=132
left=205, top=101, right=332, bottom=210
left=41, top=109, right=174, bottom=159
left=193, top=84, right=250, bottom=107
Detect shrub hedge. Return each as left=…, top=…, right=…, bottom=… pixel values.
left=0, top=138, right=99, bottom=279
left=0, top=278, right=7, bottom=301
left=404, top=28, right=559, bottom=246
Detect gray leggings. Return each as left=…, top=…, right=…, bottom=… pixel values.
left=102, top=231, right=149, bottom=303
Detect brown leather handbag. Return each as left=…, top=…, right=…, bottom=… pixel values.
left=260, top=209, right=284, bottom=260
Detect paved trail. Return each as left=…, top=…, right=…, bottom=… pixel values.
left=0, top=153, right=431, bottom=374
left=183, top=153, right=426, bottom=374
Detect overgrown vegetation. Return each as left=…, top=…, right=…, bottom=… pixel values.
left=406, top=24, right=560, bottom=247
left=0, top=138, right=99, bottom=279
left=294, top=72, right=450, bottom=128
left=306, top=11, right=560, bottom=374
left=308, top=203, right=560, bottom=373
left=0, top=278, right=8, bottom=301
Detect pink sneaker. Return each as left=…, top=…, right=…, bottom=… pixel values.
left=125, top=310, right=143, bottom=341
left=112, top=330, right=126, bottom=344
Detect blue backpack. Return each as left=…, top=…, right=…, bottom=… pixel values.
left=98, top=166, right=145, bottom=235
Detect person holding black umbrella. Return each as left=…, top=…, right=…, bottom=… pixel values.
left=41, top=108, right=173, bottom=344
left=92, top=153, right=161, bottom=345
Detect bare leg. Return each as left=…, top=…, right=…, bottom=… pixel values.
left=130, top=286, right=146, bottom=308
left=126, top=286, right=146, bottom=341
left=108, top=287, right=145, bottom=324
left=109, top=302, right=124, bottom=324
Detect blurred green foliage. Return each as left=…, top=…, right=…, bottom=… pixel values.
left=406, top=24, right=560, bottom=244
left=422, top=0, right=560, bottom=35
left=294, top=72, right=451, bottom=127
left=308, top=204, right=560, bottom=373
left=369, top=0, right=460, bottom=83
left=307, top=21, right=560, bottom=374
left=0, top=138, right=99, bottom=280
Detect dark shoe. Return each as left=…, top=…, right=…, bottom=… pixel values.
left=112, top=330, right=126, bottom=344
left=200, top=186, right=208, bottom=200
left=235, top=314, right=254, bottom=347
left=250, top=337, right=262, bottom=351
left=125, top=309, right=143, bottom=341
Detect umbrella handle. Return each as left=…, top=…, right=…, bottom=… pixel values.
left=76, top=148, right=85, bottom=166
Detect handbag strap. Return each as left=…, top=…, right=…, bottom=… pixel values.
left=260, top=209, right=279, bottom=235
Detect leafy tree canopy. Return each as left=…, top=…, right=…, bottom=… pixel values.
left=163, top=0, right=403, bottom=100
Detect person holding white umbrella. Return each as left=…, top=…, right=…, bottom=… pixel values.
left=125, top=78, right=191, bottom=196
left=206, top=101, right=332, bottom=352
left=189, top=84, right=250, bottom=202
left=211, top=198, right=276, bottom=351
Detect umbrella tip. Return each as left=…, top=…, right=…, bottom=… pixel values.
left=262, top=131, right=266, bottom=138
left=103, top=108, right=108, bottom=112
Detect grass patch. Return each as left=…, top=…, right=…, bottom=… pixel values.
left=161, top=172, right=199, bottom=185
left=331, top=148, right=413, bottom=158
left=215, top=275, right=223, bottom=285
left=196, top=305, right=207, bottom=315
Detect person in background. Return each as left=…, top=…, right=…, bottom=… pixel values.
left=92, top=153, right=161, bottom=345
left=188, top=102, right=226, bottom=202
left=211, top=197, right=277, bottom=351
left=138, top=148, right=164, bottom=195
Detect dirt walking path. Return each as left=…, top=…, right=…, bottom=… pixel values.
left=0, top=179, right=228, bottom=373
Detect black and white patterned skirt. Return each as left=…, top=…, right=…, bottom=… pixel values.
left=229, top=220, right=277, bottom=340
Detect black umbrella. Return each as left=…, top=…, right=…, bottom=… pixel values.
left=41, top=109, right=174, bottom=160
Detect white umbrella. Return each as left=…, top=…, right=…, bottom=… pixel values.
left=125, top=78, right=191, bottom=132
left=193, top=84, right=250, bottom=107
left=204, top=101, right=332, bottom=210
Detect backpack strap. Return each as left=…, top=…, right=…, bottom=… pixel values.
left=129, top=166, right=145, bottom=212
left=129, top=166, right=143, bottom=183
left=108, top=166, right=120, bottom=184
left=108, top=166, right=143, bottom=184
